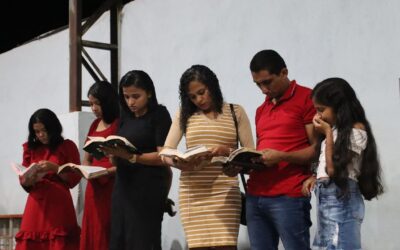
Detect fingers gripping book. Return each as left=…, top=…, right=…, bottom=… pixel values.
left=211, top=147, right=265, bottom=171
left=11, top=162, right=46, bottom=181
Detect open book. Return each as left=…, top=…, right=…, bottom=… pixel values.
left=11, top=162, right=109, bottom=180
left=211, top=147, right=265, bottom=171
left=11, top=162, right=45, bottom=181
left=57, top=163, right=108, bottom=179
left=159, top=145, right=210, bottom=161
left=83, top=135, right=141, bottom=160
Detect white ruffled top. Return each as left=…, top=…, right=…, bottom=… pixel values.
left=317, top=128, right=368, bottom=181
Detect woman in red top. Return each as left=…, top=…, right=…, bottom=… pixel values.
left=15, top=108, right=81, bottom=250
left=79, top=81, right=119, bottom=250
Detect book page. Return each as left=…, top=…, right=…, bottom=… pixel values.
left=210, top=156, right=229, bottom=164
left=11, top=162, right=28, bottom=175
left=86, top=136, right=106, bottom=143
left=57, top=163, right=77, bottom=174
left=230, top=148, right=262, bottom=161
left=77, top=165, right=106, bottom=174
left=160, top=145, right=209, bottom=161
left=181, top=145, right=209, bottom=159
left=11, top=162, right=45, bottom=181
left=159, top=148, right=182, bottom=158
left=77, top=165, right=107, bottom=179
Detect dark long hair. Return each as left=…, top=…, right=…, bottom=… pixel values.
left=27, top=108, right=64, bottom=150
left=87, top=81, right=119, bottom=124
left=179, top=65, right=223, bottom=133
left=312, top=78, right=383, bottom=200
left=118, top=70, right=159, bottom=116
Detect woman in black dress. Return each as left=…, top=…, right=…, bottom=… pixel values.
left=103, top=70, right=172, bottom=250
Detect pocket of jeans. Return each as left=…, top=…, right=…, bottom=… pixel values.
left=318, top=185, right=338, bottom=202
left=350, top=194, right=365, bottom=221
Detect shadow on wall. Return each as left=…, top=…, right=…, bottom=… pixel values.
left=169, top=239, right=187, bottom=250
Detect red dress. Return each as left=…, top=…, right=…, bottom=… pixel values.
left=15, top=139, right=82, bottom=250
left=79, top=118, right=118, bottom=250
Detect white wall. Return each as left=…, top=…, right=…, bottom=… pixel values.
left=0, top=0, right=399, bottom=249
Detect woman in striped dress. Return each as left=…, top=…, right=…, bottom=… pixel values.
left=163, top=65, right=254, bottom=249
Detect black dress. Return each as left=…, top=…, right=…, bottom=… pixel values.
left=109, top=105, right=172, bottom=250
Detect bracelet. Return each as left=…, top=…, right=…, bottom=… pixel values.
left=128, top=154, right=137, bottom=163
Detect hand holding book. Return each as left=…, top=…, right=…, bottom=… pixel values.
left=160, top=145, right=210, bottom=161
left=12, top=162, right=109, bottom=180
left=11, top=162, right=45, bottom=186
left=159, top=145, right=211, bottom=171
left=211, top=147, right=266, bottom=174
left=83, top=135, right=141, bottom=160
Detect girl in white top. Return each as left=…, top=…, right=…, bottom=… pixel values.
left=302, top=77, right=383, bottom=250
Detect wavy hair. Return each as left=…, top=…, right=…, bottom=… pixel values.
left=312, top=78, right=383, bottom=200
left=179, top=65, right=223, bottom=133
left=27, top=108, right=64, bottom=150
left=87, top=81, right=119, bottom=124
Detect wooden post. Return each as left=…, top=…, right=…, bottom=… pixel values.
left=69, top=0, right=82, bottom=112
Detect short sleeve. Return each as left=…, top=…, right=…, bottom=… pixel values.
left=349, top=128, right=368, bottom=155
left=302, top=91, right=316, bottom=124
left=255, top=98, right=267, bottom=126
left=153, top=105, right=172, bottom=147
left=163, top=109, right=183, bottom=149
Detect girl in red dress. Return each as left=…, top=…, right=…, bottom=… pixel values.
left=79, top=81, right=119, bottom=250
left=15, top=108, right=81, bottom=250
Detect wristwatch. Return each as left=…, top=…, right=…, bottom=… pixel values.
left=128, top=153, right=137, bottom=163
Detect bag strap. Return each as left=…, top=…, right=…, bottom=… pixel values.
left=229, top=104, right=248, bottom=193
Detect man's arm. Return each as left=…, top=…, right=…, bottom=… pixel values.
left=261, top=123, right=317, bottom=166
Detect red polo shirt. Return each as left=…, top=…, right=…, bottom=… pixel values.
left=248, top=80, right=315, bottom=197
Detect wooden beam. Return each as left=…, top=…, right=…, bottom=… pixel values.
left=110, top=0, right=122, bottom=91
left=82, top=40, right=118, bottom=50
left=82, top=48, right=108, bottom=82
left=69, top=0, right=82, bottom=112
left=82, top=0, right=117, bottom=35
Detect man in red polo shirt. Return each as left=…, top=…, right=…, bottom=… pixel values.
left=246, top=50, right=317, bottom=250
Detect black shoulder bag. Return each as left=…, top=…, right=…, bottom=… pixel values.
left=229, top=103, right=247, bottom=226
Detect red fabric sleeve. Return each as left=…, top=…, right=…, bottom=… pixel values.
left=22, top=142, right=31, bottom=167
left=61, top=140, right=82, bottom=188
left=20, top=143, right=33, bottom=192
left=302, top=92, right=316, bottom=124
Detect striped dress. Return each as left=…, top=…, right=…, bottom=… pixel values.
left=164, top=103, right=254, bottom=248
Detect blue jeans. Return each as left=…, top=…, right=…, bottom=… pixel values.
left=246, top=194, right=312, bottom=250
left=313, top=179, right=364, bottom=250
